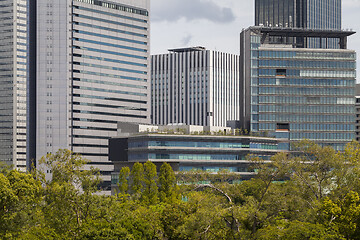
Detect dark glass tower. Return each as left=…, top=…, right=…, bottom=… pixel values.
left=255, top=0, right=341, bottom=29
left=255, top=0, right=342, bottom=48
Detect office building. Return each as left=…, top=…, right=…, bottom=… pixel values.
left=151, top=47, right=241, bottom=127
left=0, top=0, right=27, bottom=171
left=109, top=122, right=288, bottom=193
left=28, top=0, right=151, bottom=190
left=356, top=84, right=360, bottom=142
left=255, top=0, right=342, bottom=48
left=240, top=26, right=356, bottom=151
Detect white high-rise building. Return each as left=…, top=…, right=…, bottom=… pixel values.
left=0, top=0, right=28, bottom=171
left=28, top=0, right=150, bottom=191
left=151, top=47, right=241, bottom=127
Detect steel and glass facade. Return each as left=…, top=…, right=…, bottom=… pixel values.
left=241, top=27, right=356, bottom=151
left=255, top=0, right=341, bottom=30
left=151, top=47, right=241, bottom=127
left=28, top=0, right=150, bottom=190
left=109, top=133, right=288, bottom=190
left=255, top=0, right=342, bottom=48
left=0, top=0, right=27, bottom=171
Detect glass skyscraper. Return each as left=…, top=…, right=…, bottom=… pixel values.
left=240, top=27, right=356, bottom=151
left=255, top=0, right=341, bottom=30
left=27, top=0, right=151, bottom=192
left=255, top=0, right=342, bottom=48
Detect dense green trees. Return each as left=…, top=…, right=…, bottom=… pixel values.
left=2, top=141, right=360, bottom=239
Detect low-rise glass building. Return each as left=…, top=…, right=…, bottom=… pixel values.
left=109, top=123, right=288, bottom=191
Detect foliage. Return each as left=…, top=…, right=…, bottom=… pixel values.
left=2, top=141, right=360, bottom=239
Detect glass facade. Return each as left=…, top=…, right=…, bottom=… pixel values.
left=125, top=136, right=285, bottom=167
left=249, top=34, right=356, bottom=151
left=255, top=0, right=342, bottom=48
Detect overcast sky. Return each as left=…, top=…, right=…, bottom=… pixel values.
left=150, top=0, right=360, bottom=81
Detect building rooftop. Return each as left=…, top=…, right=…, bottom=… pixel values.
left=168, top=46, right=206, bottom=53
left=247, top=26, right=356, bottom=49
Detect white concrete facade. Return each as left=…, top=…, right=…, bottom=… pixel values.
left=151, top=47, right=241, bottom=127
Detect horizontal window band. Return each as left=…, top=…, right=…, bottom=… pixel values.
left=73, top=94, right=147, bottom=104
left=73, top=14, right=147, bottom=30
left=73, top=30, right=147, bottom=45
left=73, top=85, right=147, bottom=97
left=73, top=38, right=147, bottom=53
left=73, top=118, right=118, bottom=124
left=73, top=61, right=147, bottom=74
left=73, top=0, right=149, bottom=17
left=73, top=69, right=147, bottom=82
left=73, top=144, right=108, bottom=148
left=74, top=6, right=147, bottom=23
left=73, top=110, right=147, bottom=119
left=73, top=135, right=110, bottom=140
left=76, top=153, right=108, bottom=157
left=73, top=101, right=147, bottom=111
left=73, top=46, right=147, bottom=60
left=72, top=126, right=117, bottom=132
left=73, top=22, right=147, bottom=38
left=73, top=78, right=147, bottom=90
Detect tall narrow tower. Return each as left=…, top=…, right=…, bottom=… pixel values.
left=0, top=0, right=28, bottom=171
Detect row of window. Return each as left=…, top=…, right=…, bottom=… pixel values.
left=256, top=86, right=354, bottom=96
left=73, top=78, right=147, bottom=90
left=73, top=102, right=147, bottom=112
left=259, top=59, right=355, bottom=69
left=258, top=123, right=354, bottom=131
left=73, top=85, right=147, bottom=97
left=258, top=50, right=355, bottom=60
left=73, top=14, right=146, bottom=30
left=258, top=69, right=355, bottom=78
left=73, top=94, right=147, bottom=105
left=73, top=54, right=146, bottom=68
left=73, top=22, right=147, bottom=38
left=130, top=153, right=242, bottom=161
left=290, top=132, right=354, bottom=141
left=74, top=30, right=147, bottom=46
left=74, top=5, right=147, bottom=23
left=129, top=141, right=250, bottom=149
left=255, top=96, right=354, bottom=105
left=256, top=105, right=354, bottom=114
left=73, top=46, right=147, bottom=60
left=73, top=38, right=147, bottom=53
left=74, top=0, right=149, bottom=16
left=257, top=78, right=354, bottom=87
left=255, top=114, right=355, bottom=123
left=74, top=69, right=147, bottom=82
left=73, top=61, right=147, bottom=75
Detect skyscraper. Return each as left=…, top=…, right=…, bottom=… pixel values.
left=151, top=47, right=241, bottom=127
left=0, top=0, right=28, bottom=171
left=28, top=0, right=151, bottom=190
left=240, top=26, right=356, bottom=151
left=255, top=0, right=341, bottom=30
left=255, top=0, right=342, bottom=48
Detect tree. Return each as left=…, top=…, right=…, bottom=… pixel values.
left=141, top=161, right=159, bottom=205
left=38, top=149, right=101, bottom=238
left=118, top=167, right=130, bottom=195
left=158, top=162, right=178, bottom=203
left=130, top=162, right=144, bottom=198
left=318, top=191, right=360, bottom=239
